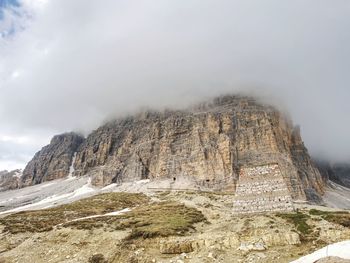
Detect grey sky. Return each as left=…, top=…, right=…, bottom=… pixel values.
left=0, top=0, right=349, bottom=170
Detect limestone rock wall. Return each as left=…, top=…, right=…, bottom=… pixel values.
left=17, top=95, right=324, bottom=202
left=73, top=110, right=236, bottom=189
left=315, top=160, right=350, bottom=188
left=0, top=170, right=21, bottom=191
left=20, top=132, right=84, bottom=187
left=71, top=95, right=323, bottom=201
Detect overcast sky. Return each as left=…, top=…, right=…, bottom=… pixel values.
left=0, top=0, right=349, bottom=170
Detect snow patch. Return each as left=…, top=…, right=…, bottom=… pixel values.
left=100, top=179, right=150, bottom=191
left=105, top=208, right=131, bottom=216
left=38, top=182, right=56, bottom=189
left=101, top=183, right=118, bottom=190
left=68, top=152, right=77, bottom=178
left=0, top=197, right=15, bottom=204
left=61, top=208, right=131, bottom=225
left=0, top=193, right=72, bottom=215
left=0, top=177, right=96, bottom=214
left=290, top=240, right=350, bottom=263
left=329, top=181, right=345, bottom=190
left=135, top=179, right=150, bottom=184
left=72, top=179, right=95, bottom=197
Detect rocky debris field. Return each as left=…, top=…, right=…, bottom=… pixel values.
left=0, top=188, right=350, bottom=263
left=0, top=176, right=93, bottom=214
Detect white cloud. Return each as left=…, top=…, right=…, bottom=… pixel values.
left=10, top=70, right=20, bottom=78
left=0, top=0, right=349, bottom=170
left=0, top=132, right=51, bottom=170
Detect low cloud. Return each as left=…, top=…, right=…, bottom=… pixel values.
left=0, top=0, right=349, bottom=169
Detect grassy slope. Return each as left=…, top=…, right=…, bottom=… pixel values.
left=0, top=192, right=206, bottom=240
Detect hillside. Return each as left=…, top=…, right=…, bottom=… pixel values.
left=1, top=189, right=350, bottom=263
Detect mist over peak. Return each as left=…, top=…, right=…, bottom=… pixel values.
left=0, top=0, right=349, bottom=170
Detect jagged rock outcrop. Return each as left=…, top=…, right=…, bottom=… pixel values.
left=20, top=132, right=84, bottom=187
left=0, top=169, right=21, bottom=191
left=316, top=160, right=350, bottom=188
left=16, top=95, right=324, bottom=202
left=69, top=95, right=324, bottom=201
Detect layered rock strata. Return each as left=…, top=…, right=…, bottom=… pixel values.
left=20, top=133, right=84, bottom=187
left=20, top=95, right=324, bottom=203
left=71, top=95, right=323, bottom=201
left=233, top=164, right=294, bottom=214
left=0, top=169, right=21, bottom=191
left=316, top=161, right=350, bottom=188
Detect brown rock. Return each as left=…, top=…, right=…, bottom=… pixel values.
left=0, top=169, right=21, bottom=191
left=17, top=95, right=325, bottom=203
left=20, top=132, right=84, bottom=187
left=316, top=160, right=350, bottom=188
left=160, top=241, right=194, bottom=254
left=72, top=95, right=323, bottom=201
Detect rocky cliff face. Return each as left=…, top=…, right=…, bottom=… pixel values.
left=20, top=133, right=84, bottom=187
left=316, top=161, right=350, bottom=188
left=0, top=169, right=21, bottom=191
left=68, top=95, right=324, bottom=201
left=18, top=95, right=324, bottom=201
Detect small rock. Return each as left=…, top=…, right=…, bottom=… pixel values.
left=160, top=241, right=193, bottom=254
left=180, top=253, right=187, bottom=259
left=208, top=252, right=215, bottom=259
left=256, top=252, right=267, bottom=259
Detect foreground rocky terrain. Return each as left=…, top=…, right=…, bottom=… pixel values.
left=0, top=182, right=350, bottom=263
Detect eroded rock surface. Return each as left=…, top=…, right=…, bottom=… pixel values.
left=20, top=133, right=84, bottom=187
left=18, top=95, right=324, bottom=201
left=72, top=95, right=323, bottom=201
left=316, top=160, right=350, bottom=188
left=233, top=164, right=294, bottom=214
left=0, top=170, right=21, bottom=191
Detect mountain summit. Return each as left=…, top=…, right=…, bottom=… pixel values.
left=18, top=95, right=324, bottom=207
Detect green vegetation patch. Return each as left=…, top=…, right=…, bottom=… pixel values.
left=0, top=192, right=149, bottom=234
left=128, top=202, right=205, bottom=239
left=309, top=209, right=350, bottom=228
left=0, top=192, right=205, bottom=240
left=277, top=211, right=312, bottom=239
left=64, top=201, right=206, bottom=239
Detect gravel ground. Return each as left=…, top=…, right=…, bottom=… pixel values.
left=0, top=177, right=349, bottom=217
left=0, top=176, right=94, bottom=215
left=323, top=182, right=350, bottom=210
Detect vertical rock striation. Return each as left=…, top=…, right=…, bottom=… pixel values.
left=69, top=95, right=324, bottom=201
left=316, top=160, right=350, bottom=188
left=20, top=132, right=84, bottom=187
left=0, top=170, right=21, bottom=191
left=17, top=95, right=324, bottom=202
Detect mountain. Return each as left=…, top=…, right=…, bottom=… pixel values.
left=0, top=169, right=22, bottom=191
left=18, top=95, right=324, bottom=202
left=315, top=161, right=350, bottom=188
left=20, top=133, right=84, bottom=187
left=2, top=95, right=350, bottom=263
